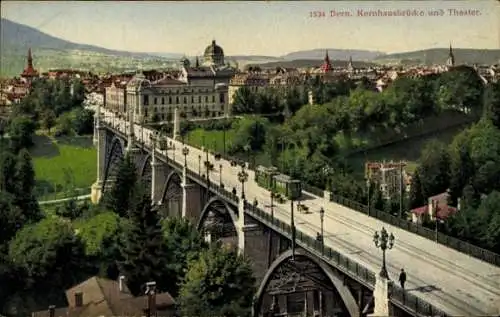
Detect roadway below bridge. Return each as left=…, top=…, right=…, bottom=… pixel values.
left=99, top=109, right=500, bottom=316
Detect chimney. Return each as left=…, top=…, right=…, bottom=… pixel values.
left=119, top=275, right=125, bottom=292
left=145, top=281, right=157, bottom=317
left=74, top=292, right=83, bottom=307
left=48, top=305, right=55, bottom=317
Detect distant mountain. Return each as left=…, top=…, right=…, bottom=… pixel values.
left=247, top=59, right=377, bottom=70
left=148, top=52, right=185, bottom=59
left=375, top=48, right=500, bottom=65
left=281, top=49, right=386, bottom=61
left=0, top=18, right=183, bottom=77
left=0, top=18, right=168, bottom=58
left=228, top=55, right=283, bottom=61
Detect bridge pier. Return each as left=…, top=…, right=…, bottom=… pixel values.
left=182, top=183, right=202, bottom=221
left=151, top=151, right=167, bottom=205
left=91, top=125, right=107, bottom=204
left=240, top=224, right=270, bottom=283
left=182, top=166, right=202, bottom=221
left=369, top=274, right=390, bottom=317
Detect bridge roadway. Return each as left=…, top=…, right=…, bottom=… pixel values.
left=99, top=109, right=500, bottom=316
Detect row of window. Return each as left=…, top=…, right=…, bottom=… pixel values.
left=143, top=93, right=225, bottom=106
left=146, top=104, right=225, bottom=114
left=144, top=110, right=225, bottom=121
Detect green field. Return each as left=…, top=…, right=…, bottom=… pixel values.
left=187, top=128, right=235, bottom=153
left=31, top=135, right=96, bottom=201
left=347, top=123, right=469, bottom=177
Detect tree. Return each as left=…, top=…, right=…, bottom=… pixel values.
left=8, top=217, right=88, bottom=289
left=118, top=190, right=169, bottom=296
left=475, top=191, right=500, bottom=253
left=0, top=151, right=18, bottom=194
left=179, top=243, right=256, bottom=317
left=416, top=140, right=450, bottom=199
left=7, top=115, right=36, bottom=153
left=40, top=109, right=56, bottom=133
left=103, top=155, right=137, bottom=217
left=54, top=199, right=84, bottom=220
left=437, top=66, right=484, bottom=115
left=232, top=87, right=256, bottom=114
left=161, top=217, right=206, bottom=297
left=0, top=192, right=23, bottom=247
left=408, top=170, right=425, bottom=210
left=77, top=211, right=124, bottom=279
left=448, top=132, right=475, bottom=202
left=483, top=81, right=500, bottom=128
left=72, top=108, right=94, bottom=135
left=71, top=79, right=86, bottom=107
left=0, top=118, right=7, bottom=141
left=54, top=81, right=73, bottom=115
left=231, top=116, right=269, bottom=153
left=14, top=149, right=42, bottom=223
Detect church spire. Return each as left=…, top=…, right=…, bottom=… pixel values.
left=195, top=56, right=200, bottom=68
left=27, top=48, right=33, bottom=69
left=347, top=55, right=354, bottom=72
left=446, top=42, right=455, bottom=67
left=21, top=47, right=39, bottom=80
left=320, top=50, right=332, bottom=73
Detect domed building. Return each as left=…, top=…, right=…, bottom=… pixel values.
left=203, top=40, right=225, bottom=67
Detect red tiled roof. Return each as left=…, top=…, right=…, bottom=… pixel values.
left=32, top=276, right=175, bottom=317
left=436, top=205, right=457, bottom=220
left=411, top=206, right=428, bottom=215
left=411, top=203, right=457, bottom=220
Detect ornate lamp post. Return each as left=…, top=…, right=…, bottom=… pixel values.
left=238, top=167, right=248, bottom=200
left=182, top=146, right=189, bottom=168
left=149, top=132, right=156, bottom=150
left=214, top=152, right=222, bottom=186
left=219, top=164, right=223, bottom=186
left=270, top=192, right=275, bottom=219
left=198, top=155, right=201, bottom=177
left=319, top=207, right=325, bottom=253
left=366, top=178, right=371, bottom=216
left=373, top=227, right=395, bottom=279
left=204, top=147, right=209, bottom=178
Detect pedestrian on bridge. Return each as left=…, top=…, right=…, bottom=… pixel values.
left=399, top=268, right=406, bottom=289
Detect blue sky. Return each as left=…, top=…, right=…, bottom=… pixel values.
left=1, top=1, right=499, bottom=56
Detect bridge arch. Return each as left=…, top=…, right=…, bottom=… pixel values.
left=139, top=154, right=152, bottom=177
left=102, top=136, right=125, bottom=191
left=253, top=249, right=359, bottom=317
left=197, top=197, right=239, bottom=244
left=160, top=170, right=182, bottom=203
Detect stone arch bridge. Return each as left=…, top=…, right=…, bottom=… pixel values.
left=91, top=121, right=448, bottom=317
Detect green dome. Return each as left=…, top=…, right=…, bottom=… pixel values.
left=204, top=40, right=224, bottom=57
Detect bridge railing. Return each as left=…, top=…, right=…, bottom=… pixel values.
left=389, top=283, right=448, bottom=317
left=328, top=192, right=500, bottom=267
left=243, top=201, right=376, bottom=287
left=104, top=122, right=499, bottom=267
left=242, top=202, right=449, bottom=317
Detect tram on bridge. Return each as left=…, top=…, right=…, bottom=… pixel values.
left=255, top=165, right=302, bottom=200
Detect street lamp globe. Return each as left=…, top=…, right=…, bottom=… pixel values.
left=388, top=232, right=395, bottom=249
left=238, top=170, right=248, bottom=183
left=182, top=146, right=189, bottom=156
left=373, top=231, right=380, bottom=247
